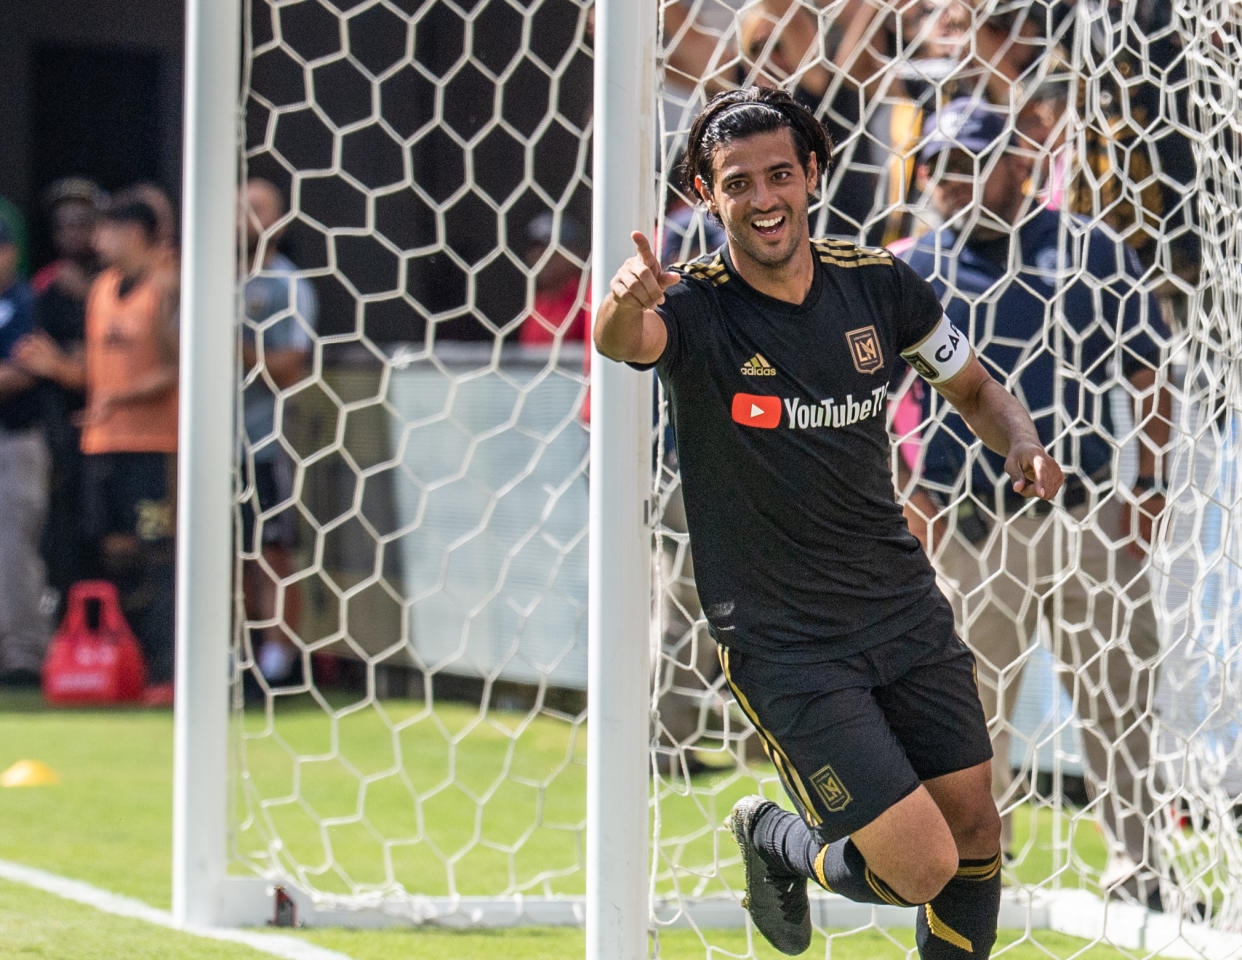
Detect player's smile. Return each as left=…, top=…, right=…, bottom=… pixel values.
left=752, top=213, right=786, bottom=239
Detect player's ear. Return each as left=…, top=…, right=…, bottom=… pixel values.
left=694, top=174, right=713, bottom=209
left=803, top=152, right=819, bottom=193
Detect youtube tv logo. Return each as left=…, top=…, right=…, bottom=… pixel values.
left=731, top=393, right=782, bottom=429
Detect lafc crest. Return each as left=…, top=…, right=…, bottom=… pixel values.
left=846, top=326, right=883, bottom=375
left=810, top=763, right=852, bottom=812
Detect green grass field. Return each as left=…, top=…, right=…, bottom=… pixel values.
left=0, top=688, right=1173, bottom=959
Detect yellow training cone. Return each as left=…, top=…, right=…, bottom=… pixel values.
left=0, top=759, right=60, bottom=787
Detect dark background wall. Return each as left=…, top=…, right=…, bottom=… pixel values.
left=243, top=0, right=593, bottom=343
left=0, top=0, right=185, bottom=270
left=0, top=0, right=593, bottom=344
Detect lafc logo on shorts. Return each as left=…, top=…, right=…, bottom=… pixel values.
left=740, top=353, right=777, bottom=376
left=846, top=326, right=884, bottom=375
left=810, top=763, right=852, bottom=812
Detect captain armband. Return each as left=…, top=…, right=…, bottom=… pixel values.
left=899, top=313, right=973, bottom=384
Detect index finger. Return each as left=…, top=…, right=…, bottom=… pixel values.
left=630, top=231, right=660, bottom=270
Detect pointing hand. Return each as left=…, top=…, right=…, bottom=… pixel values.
left=609, top=231, right=681, bottom=311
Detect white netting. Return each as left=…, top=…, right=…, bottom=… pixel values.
left=223, top=0, right=1242, bottom=956
left=232, top=0, right=595, bottom=919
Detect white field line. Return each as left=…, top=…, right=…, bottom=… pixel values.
left=0, top=858, right=358, bottom=960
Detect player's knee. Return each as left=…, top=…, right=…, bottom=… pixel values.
left=951, top=799, right=1002, bottom=859
left=889, top=842, right=958, bottom=904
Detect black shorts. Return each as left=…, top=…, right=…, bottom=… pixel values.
left=238, top=454, right=298, bottom=553
left=718, top=596, right=991, bottom=844
left=82, top=452, right=177, bottom=545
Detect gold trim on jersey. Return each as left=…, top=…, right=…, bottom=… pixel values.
left=718, top=646, right=822, bottom=827
left=812, top=238, right=893, bottom=269
left=677, top=255, right=729, bottom=286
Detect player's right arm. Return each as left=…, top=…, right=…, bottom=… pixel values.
left=593, top=231, right=679, bottom=365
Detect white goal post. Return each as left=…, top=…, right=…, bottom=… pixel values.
left=172, top=1, right=1242, bottom=959
left=173, top=0, right=240, bottom=931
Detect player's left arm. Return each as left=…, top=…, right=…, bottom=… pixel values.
left=899, top=310, right=1063, bottom=501
left=935, top=357, right=1064, bottom=502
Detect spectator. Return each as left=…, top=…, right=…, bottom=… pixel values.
left=20, top=177, right=104, bottom=613
left=131, top=181, right=180, bottom=255
left=735, top=0, right=971, bottom=243
left=517, top=212, right=588, bottom=346
left=662, top=0, right=742, bottom=99
left=0, top=196, right=31, bottom=281
left=899, top=99, right=1174, bottom=910
left=79, top=193, right=180, bottom=705
left=31, top=177, right=104, bottom=303
left=0, top=217, right=50, bottom=688
left=1014, top=17, right=1196, bottom=281
left=958, top=4, right=1064, bottom=108
left=239, top=177, right=318, bottom=685
left=735, top=0, right=884, bottom=238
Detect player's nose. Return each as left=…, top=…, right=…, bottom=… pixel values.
left=751, top=179, right=776, bottom=208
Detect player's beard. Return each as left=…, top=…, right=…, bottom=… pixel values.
left=722, top=200, right=810, bottom=274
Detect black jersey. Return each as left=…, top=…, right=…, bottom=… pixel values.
left=649, top=239, right=944, bottom=662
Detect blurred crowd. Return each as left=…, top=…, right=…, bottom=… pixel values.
left=0, top=174, right=328, bottom=705
left=0, top=179, right=180, bottom=703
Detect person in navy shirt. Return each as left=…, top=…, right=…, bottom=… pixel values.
left=0, top=217, right=50, bottom=687
left=900, top=98, right=1173, bottom=911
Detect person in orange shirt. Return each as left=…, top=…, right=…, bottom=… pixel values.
left=87, top=196, right=179, bottom=703
left=24, top=193, right=180, bottom=703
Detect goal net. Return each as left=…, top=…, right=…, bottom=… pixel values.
left=197, top=0, right=1242, bottom=956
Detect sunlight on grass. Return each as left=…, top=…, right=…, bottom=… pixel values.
left=0, top=691, right=1194, bottom=959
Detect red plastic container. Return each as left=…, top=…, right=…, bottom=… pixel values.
left=42, top=580, right=146, bottom=705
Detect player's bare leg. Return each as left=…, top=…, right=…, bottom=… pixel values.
left=851, top=784, right=960, bottom=902
left=923, top=761, right=1002, bottom=858
left=848, top=760, right=1001, bottom=959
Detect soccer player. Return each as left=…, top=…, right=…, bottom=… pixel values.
left=593, top=86, right=1063, bottom=958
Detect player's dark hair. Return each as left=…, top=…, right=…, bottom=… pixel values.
left=100, top=196, right=160, bottom=242
left=680, top=86, right=833, bottom=198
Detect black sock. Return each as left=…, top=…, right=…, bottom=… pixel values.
left=915, top=854, right=1002, bottom=959
left=813, top=836, right=914, bottom=906
left=749, top=804, right=816, bottom=878
left=751, top=805, right=912, bottom=906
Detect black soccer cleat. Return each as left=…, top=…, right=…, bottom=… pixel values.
left=728, top=795, right=812, bottom=955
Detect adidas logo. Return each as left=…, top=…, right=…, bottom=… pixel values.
left=740, top=353, right=778, bottom=377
